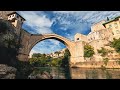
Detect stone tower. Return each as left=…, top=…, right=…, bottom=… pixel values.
left=0, top=11, right=14, bottom=19
left=7, top=12, right=26, bottom=36
left=0, top=11, right=25, bottom=36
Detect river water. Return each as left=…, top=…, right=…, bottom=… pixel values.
left=31, top=67, right=120, bottom=79
left=70, top=68, right=120, bottom=79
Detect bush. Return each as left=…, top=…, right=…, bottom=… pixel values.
left=84, top=44, right=94, bottom=58
left=103, top=58, right=109, bottom=66
left=110, top=38, right=120, bottom=53
left=97, top=47, right=108, bottom=57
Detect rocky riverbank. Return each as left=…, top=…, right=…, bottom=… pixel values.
left=0, top=64, right=17, bottom=79
left=0, top=64, right=53, bottom=79
left=28, top=71, right=53, bottom=79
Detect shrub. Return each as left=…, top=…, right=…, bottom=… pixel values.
left=84, top=44, right=94, bottom=58
left=97, top=47, right=108, bottom=57
left=110, top=38, right=120, bottom=53
left=103, top=58, right=109, bottom=66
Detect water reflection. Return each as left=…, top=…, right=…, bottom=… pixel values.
left=70, top=68, right=120, bottom=79
left=31, top=67, right=120, bottom=79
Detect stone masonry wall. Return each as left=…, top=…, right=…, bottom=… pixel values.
left=71, top=61, right=120, bottom=68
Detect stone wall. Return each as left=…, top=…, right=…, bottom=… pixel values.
left=71, top=60, right=120, bottom=68
left=18, top=29, right=31, bottom=61
left=74, top=33, right=88, bottom=42
left=91, top=20, right=106, bottom=32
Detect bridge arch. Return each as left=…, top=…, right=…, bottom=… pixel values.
left=18, top=33, right=84, bottom=65
left=28, top=34, right=74, bottom=57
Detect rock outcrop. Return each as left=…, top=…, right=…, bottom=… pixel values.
left=0, top=64, right=17, bottom=79
left=28, top=71, right=53, bottom=79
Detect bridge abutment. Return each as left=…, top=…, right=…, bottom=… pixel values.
left=17, top=53, right=29, bottom=61
left=69, top=41, right=85, bottom=65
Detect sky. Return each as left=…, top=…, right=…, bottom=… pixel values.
left=18, top=11, right=120, bottom=56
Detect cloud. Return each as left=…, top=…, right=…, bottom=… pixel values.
left=53, top=11, right=120, bottom=26
left=18, top=11, right=53, bottom=34
left=52, top=11, right=120, bottom=38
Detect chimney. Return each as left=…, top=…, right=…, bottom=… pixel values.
left=107, top=17, right=109, bottom=21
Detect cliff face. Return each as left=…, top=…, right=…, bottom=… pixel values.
left=0, top=19, right=19, bottom=66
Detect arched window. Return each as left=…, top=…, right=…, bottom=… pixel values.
left=77, top=38, right=79, bottom=40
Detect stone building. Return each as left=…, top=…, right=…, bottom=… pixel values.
left=103, top=16, right=120, bottom=39
left=47, top=48, right=66, bottom=58
left=74, top=15, right=120, bottom=61
left=74, top=33, right=88, bottom=42
left=91, top=20, right=106, bottom=32
left=0, top=11, right=26, bottom=36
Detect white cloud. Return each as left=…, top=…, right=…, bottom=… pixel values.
left=18, top=11, right=53, bottom=34
left=53, top=11, right=120, bottom=24
left=48, top=39, right=60, bottom=46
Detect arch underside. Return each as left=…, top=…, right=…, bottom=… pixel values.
left=28, top=36, right=71, bottom=56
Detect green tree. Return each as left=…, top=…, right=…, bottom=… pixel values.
left=110, top=38, right=120, bottom=53
left=30, top=53, right=53, bottom=67
left=61, top=49, right=70, bottom=67
left=84, top=44, right=94, bottom=58
left=50, top=57, right=62, bottom=67
left=103, top=58, right=109, bottom=66
left=64, top=49, right=70, bottom=58
left=32, top=53, right=42, bottom=58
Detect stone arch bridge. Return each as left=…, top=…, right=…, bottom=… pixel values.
left=18, top=29, right=84, bottom=65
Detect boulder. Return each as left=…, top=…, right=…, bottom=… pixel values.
left=0, top=64, right=17, bottom=79
left=28, top=71, right=53, bottom=79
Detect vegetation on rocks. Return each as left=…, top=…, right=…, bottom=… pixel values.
left=110, top=38, right=120, bottom=53
left=103, top=58, right=109, bottom=66
left=29, top=48, right=71, bottom=68
left=29, top=48, right=71, bottom=79
left=97, top=47, right=109, bottom=57
left=84, top=44, right=94, bottom=58
left=0, top=19, right=19, bottom=66
left=0, top=19, right=32, bottom=79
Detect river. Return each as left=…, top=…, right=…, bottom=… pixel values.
left=30, top=67, right=120, bottom=79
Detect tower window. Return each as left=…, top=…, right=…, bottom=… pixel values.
left=77, top=38, right=79, bottom=40
left=17, top=15, right=19, bottom=18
